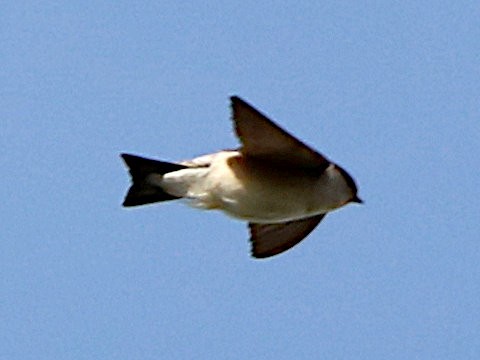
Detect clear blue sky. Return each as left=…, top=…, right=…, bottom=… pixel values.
left=2, top=1, right=479, bottom=359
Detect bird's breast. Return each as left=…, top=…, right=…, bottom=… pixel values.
left=202, top=153, right=335, bottom=222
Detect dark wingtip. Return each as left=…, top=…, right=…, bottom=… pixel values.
left=230, top=96, right=248, bottom=108
left=351, top=195, right=364, bottom=204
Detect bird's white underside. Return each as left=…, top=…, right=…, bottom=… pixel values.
left=151, top=150, right=352, bottom=223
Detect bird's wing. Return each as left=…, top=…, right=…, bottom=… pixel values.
left=231, top=96, right=329, bottom=169
left=249, top=214, right=326, bottom=258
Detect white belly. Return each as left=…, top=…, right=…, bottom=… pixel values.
left=160, top=151, right=347, bottom=223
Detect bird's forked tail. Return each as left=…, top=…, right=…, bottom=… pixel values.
left=121, top=153, right=187, bottom=207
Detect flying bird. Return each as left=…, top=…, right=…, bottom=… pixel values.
left=121, top=96, right=362, bottom=258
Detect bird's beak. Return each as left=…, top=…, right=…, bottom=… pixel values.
left=351, top=195, right=364, bottom=204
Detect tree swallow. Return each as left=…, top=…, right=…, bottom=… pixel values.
left=121, top=96, right=362, bottom=258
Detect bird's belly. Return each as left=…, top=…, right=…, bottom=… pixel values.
left=210, top=173, right=328, bottom=223
left=187, top=152, right=335, bottom=223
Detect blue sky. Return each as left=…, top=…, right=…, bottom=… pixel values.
left=2, top=1, right=479, bottom=359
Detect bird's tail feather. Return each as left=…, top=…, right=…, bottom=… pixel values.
left=121, top=153, right=187, bottom=207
